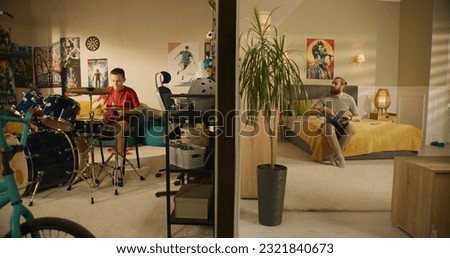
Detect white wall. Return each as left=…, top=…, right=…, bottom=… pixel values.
left=427, top=0, right=450, bottom=144
left=2, top=0, right=212, bottom=110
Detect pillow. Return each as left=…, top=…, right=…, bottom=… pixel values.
left=77, top=101, right=104, bottom=119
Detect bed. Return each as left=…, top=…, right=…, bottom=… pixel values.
left=285, top=85, right=423, bottom=161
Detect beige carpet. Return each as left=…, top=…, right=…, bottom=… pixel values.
left=1, top=141, right=395, bottom=237
left=278, top=141, right=393, bottom=211
left=0, top=148, right=213, bottom=238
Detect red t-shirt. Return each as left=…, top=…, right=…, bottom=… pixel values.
left=96, top=86, right=140, bottom=121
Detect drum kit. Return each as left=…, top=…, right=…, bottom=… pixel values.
left=7, top=87, right=143, bottom=205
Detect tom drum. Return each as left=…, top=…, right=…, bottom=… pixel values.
left=10, top=90, right=43, bottom=117
left=40, top=94, right=80, bottom=132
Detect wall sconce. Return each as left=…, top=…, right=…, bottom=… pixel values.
left=258, top=11, right=272, bottom=26
left=374, top=88, right=391, bottom=114
left=353, top=54, right=366, bottom=65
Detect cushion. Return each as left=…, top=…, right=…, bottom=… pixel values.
left=77, top=101, right=104, bottom=119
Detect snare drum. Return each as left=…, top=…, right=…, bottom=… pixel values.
left=74, top=119, right=105, bottom=137
left=11, top=90, right=43, bottom=117
left=0, top=131, right=77, bottom=195
left=40, top=94, right=80, bottom=132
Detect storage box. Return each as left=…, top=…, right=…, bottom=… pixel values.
left=180, top=125, right=210, bottom=147
left=174, top=184, right=213, bottom=219
left=170, top=143, right=206, bottom=169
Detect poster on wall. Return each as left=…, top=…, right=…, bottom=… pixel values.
left=306, top=38, right=335, bottom=80
left=87, top=58, right=108, bottom=88
left=0, top=26, right=11, bottom=55
left=11, top=43, right=33, bottom=88
left=60, top=37, right=81, bottom=94
left=0, top=57, right=15, bottom=91
left=168, top=42, right=199, bottom=85
left=34, top=44, right=62, bottom=88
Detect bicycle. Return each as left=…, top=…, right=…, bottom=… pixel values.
left=0, top=111, right=94, bottom=238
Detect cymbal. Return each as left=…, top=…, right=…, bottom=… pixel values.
left=67, top=87, right=111, bottom=95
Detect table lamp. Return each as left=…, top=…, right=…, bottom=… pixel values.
left=374, top=88, right=391, bottom=114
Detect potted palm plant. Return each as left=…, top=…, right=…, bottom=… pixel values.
left=239, top=6, right=307, bottom=226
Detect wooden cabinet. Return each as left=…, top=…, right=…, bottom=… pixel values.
left=240, top=116, right=272, bottom=199
left=391, top=156, right=450, bottom=237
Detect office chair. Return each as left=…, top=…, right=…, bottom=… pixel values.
left=154, top=71, right=183, bottom=180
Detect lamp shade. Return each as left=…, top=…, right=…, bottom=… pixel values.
left=374, top=88, right=391, bottom=113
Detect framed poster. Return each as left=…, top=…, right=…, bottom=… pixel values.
left=168, top=42, right=199, bottom=85
left=87, top=58, right=108, bottom=88
left=0, top=57, right=15, bottom=91
left=0, top=26, right=11, bottom=55
left=306, top=38, right=335, bottom=80
left=11, top=43, right=33, bottom=88
left=34, top=45, right=61, bottom=88
left=61, top=37, right=81, bottom=93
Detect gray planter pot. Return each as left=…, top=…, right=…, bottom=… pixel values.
left=257, top=164, right=287, bottom=226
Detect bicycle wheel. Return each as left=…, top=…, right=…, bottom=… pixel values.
left=4, top=217, right=95, bottom=238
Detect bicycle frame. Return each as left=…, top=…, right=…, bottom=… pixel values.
left=0, top=112, right=35, bottom=237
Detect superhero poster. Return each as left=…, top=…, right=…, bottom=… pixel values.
left=87, top=58, right=108, bottom=88
left=306, top=38, right=335, bottom=80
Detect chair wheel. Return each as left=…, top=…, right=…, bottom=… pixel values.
left=174, top=180, right=181, bottom=186
left=155, top=172, right=162, bottom=178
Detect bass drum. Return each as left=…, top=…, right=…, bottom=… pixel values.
left=1, top=131, right=77, bottom=195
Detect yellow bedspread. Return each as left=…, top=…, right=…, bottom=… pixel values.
left=286, top=117, right=423, bottom=161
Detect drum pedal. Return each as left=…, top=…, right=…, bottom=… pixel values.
left=28, top=170, right=45, bottom=206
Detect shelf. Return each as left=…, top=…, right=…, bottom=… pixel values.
left=170, top=211, right=214, bottom=225
left=161, top=93, right=215, bottom=238
left=168, top=164, right=213, bottom=174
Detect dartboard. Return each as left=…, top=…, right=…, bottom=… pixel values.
left=85, top=36, right=100, bottom=51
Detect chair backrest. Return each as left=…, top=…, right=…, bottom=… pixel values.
left=155, top=71, right=175, bottom=111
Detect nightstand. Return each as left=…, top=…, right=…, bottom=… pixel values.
left=369, top=112, right=397, bottom=123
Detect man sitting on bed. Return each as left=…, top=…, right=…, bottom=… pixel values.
left=308, top=77, right=360, bottom=168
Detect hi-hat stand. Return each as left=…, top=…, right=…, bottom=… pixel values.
left=66, top=87, right=110, bottom=204
left=102, top=145, right=144, bottom=195
left=100, top=109, right=145, bottom=195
